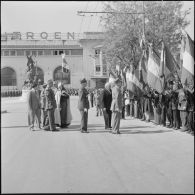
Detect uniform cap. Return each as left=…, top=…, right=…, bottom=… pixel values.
left=80, top=78, right=87, bottom=84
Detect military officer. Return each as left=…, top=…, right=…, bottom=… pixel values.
left=43, top=79, right=57, bottom=131
left=77, top=78, right=90, bottom=133
left=111, top=78, right=123, bottom=134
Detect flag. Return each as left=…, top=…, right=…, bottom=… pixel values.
left=180, top=31, right=194, bottom=87
left=139, top=51, right=147, bottom=87
left=109, top=69, right=117, bottom=84
left=133, top=68, right=144, bottom=97
left=160, top=42, right=180, bottom=84
left=126, top=66, right=134, bottom=92
left=147, top=45, right=164, bottom=93
left=61, top=53, right=69, bottom=72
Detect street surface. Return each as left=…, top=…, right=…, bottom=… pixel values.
left=1, top=96, right=194, bottom=193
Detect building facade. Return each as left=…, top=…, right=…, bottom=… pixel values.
left=1, top=32, right=108, bottom=91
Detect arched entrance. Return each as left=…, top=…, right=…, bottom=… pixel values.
left=1, top=67, right=17, bottom=86
left=53, top=66, right=70, bottom=84
left=35, top=67, right=44, bottom=83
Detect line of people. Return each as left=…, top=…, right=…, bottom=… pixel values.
left=27, top=80, right=72, bottom=131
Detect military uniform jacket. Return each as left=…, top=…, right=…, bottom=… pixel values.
left=171, top=91, right=179, bottom=110
left=77, top=87, right=89, bottom=110
left=111, top=86, right=122, bottom=112
left=45, top=87, right=57, bottom=110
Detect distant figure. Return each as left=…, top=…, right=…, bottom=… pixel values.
left=102, top=82, right=112, bottom=129
left=111, top=78, right=123, bottom=134
left=27, top=83, right=41, bottom=131
left=77, top=78, right=90, bottom=133
left=54, top=82, right=72, bottom=128
left=89, top=91, right=94, bottom=108
left=43, top=79, right=57, bottom=131
left=40, top=83, right=47, bottom=128
left=95, top=89, right=102, bottom=116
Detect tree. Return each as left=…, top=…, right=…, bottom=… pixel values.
left=101, top=1, right=190, bottom=70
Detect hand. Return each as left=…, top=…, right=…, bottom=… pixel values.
left=103, top=108, right=106, bottom=111
left=84, top=108, right=87, bottom=112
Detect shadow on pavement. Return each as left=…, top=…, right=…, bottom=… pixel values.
left=119, top=129, right=173, bottom=134
left=2, top=125, right=29, bottom=128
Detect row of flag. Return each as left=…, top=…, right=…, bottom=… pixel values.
left=109, top=30, right=194, bottom=95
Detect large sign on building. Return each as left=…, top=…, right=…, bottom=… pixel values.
left=1, top=32, right=76, bottom=41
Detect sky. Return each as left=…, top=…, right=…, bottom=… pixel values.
left=1, top=1, right=194, bottom=39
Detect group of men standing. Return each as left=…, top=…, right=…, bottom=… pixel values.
left=27, top=80, right=72, bottom=131
left=78, top=78, right=123, bottom=134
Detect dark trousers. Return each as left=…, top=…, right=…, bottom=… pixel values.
left=47, top=109, right=55, bottom=130
left=187, top=111, right=194, bottom=131
left=167, top=108, right=173, bottom=126
left=122, top=106, right=125, bottom=119
left=172, top=109, right=180, bottom=129
left=103, top=109, right=112, bottom=128
left=130, top=103, right=134, bottom=117
left=90, top=100, right=93, bottom=108
left=112, top=111, right=121, bottom=133
left=161, top=106, right=166, bottom=126
left=41, top=109, right=47, bottom=127
left=125, top=105, right=130, bottom=116
left=80, top=110, right=88, bottom=131
left=180, top=110, right=188, bottom=130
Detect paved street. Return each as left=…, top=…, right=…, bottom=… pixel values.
left=1, top=96, right=194, bottom=194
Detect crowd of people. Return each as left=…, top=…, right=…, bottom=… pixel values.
left=82, top=74, right=194, bottom=135
left=27, top=74, right=194, bottom=135
left=27, top=80, right=72, bottom=131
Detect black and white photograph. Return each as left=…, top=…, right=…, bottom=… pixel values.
left=1, top=1, right=194, bottom=193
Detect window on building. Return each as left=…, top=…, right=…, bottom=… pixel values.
left=26, top=50, right=31, bottom=56
left=10, top=50, right=16, bottom=56
left=95, top=49, right=100, bottom=55
left=59, top=50, right=63, bottom=55
left=32, top=50, right=37, bottom=56
left=4, top=50, right=9, bottom=56
left=95, top=65, right=101, bottom=72
left=38, top=50, right=43, bottom=56
left=44, top=50, right=52, bottom=55
left=65, top=50, right=70, bottom=55
left=71, top=49, right=83, bottom=55
left=53, top=50, right=58, bottom=55
left=1, top=67, right=17, bottom=86
left=17, top=50, right=25, bottom=56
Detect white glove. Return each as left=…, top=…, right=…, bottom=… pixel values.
left=84, top=108, right=87, bottom=112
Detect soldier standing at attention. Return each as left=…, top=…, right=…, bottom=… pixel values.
left=78, top=78, right=90, bottom=133
left=111, top=78, right=123, bottom=134
left=43, top=79, right=57, bottom=131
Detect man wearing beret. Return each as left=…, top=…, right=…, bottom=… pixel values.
left=111, top=78, right=123, bottom=134
left=43, top=79, right=57, bottom=131
left=78, top=78, right=89, bottom=133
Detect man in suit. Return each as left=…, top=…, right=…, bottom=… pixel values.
left=111, top=78, right=123, bottom=134
left=102, top=82, right=112, bottom=129
left=77, top=78, right=90, bottom=133
left=27, top=82, right=41, bottom=131
left=43, top=79, right=57, bottom=131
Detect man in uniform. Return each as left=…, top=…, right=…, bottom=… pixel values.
left=43, top=79, right=57, bottom=131
left=77, top=78, right=90, bottom=133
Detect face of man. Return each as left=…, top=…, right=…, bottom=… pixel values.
left=81, top=82, right=87, bottom=88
